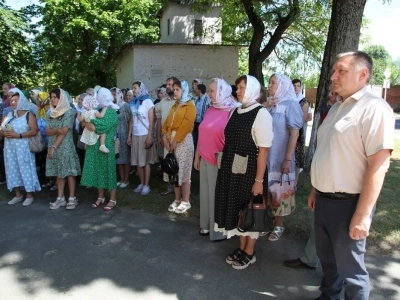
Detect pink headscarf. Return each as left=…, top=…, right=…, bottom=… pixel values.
left=211, top=78, right=238, bottom=111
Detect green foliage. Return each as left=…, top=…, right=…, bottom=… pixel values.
left=31, top=0, right=162, bottom=94
left=364, top=45, right=398, bottom=85
left=217, top=0, right=331, bottom=79
left=0, top=2, right=38, bottom=88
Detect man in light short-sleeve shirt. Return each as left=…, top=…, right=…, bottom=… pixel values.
left=309, top=51, right=394, bottom=300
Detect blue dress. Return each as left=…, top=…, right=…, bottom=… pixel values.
left=2, top=112, right=41, bottom=192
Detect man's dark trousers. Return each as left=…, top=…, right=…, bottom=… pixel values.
left=315, top=193, right=372, bottom=300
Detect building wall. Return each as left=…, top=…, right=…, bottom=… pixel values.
left=160, top=3, right=222, bottom=44
left=116, top=50, right=134, bottom=89
left=306, top=86, right=400, bottom=111
left=120, top=44, right=239, bottom=97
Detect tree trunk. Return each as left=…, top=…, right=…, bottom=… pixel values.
left=304, top=0, right=367, bottom=171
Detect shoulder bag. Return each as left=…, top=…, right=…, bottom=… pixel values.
left=26, top=112, right=46, bottom=153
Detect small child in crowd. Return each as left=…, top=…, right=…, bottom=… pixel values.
left=79, top=95, right=109, bottom=153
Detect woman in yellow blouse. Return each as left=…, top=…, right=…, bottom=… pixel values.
left=162, top=80, right=196, bottom=214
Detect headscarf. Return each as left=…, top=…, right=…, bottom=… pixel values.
left=97, top=87, right=119, bottom=110
left=271, top=72, right=297, bottom=103
left=30, top=89, right=41, bottom=104
left=130, top=81, right=150, bottom=110
left=211, top=78, right=238, bottom=111
left=240, top=75, right=261, bottom=108
left=37, top=92, right=50, bottom=120
left=178, top=80, right=191, bottom=104
left=82, top=95, right=99, bottom=110
left=8, top=88, right=31, bottom=116
left=50, top=88, right=71, bottom=118
left=112, top=87, right=124, bottom=108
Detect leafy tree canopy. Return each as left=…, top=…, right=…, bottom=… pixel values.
left=364, top=45, right=399, bottom=85
left=0, top=0, right=37, bottom=89
left=28, top=0, right=162, bottom=94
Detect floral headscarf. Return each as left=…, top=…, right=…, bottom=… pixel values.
left=271, top=72, right=297, bottom=103
left=130, top=81, right=150, bottom=110
left=111, top=87, right=124, bottom=108
left=211, top=78, right=238, bottom=111
left=37, top=92, right=50, bottom=120
left=179, top=80, right=191, bottom=104
left=97, top=87, right=119, bottom=110
left=8, top=88, right=31, bottom=115
left=50, top=89, right=70, bottom=118
left=82, top=95, right=99, bottom=111
left=241, top=75, right=261, bottom=108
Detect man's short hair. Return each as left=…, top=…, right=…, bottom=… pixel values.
left=336, top=51, right=373, bottom=82
left=292, top=79, right=302, bottom=85
left=166, top=76, right=179, bottom=83
left=197, top=84, right=206, bottom=94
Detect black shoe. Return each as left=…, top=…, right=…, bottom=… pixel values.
left=283, top=258, right=316, bottom=269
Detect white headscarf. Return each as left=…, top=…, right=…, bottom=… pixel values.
left=271, top=72, right=297, bottom=103
left=82, top=95, right=99, bottom=110
left=241, top=75, right=261, bottom=108
left=50, top=89, right=71, bottom=118
left=111, top=87, right=124, bottom=107
left=179, top=81, right=192, bottom=104
left=97, top=87, right=119, bottom=110
left=8, top=88, right=32, bottom=115
left=211, top=78, right=238, bottom=111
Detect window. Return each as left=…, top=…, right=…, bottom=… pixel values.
left=194, top=19, right=203, bottom=37
left=167, top=19, right=170, bottom=36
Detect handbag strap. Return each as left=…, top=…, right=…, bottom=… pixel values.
left=279, top=173, right=291, bottom=185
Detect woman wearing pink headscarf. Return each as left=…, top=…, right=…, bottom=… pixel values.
left=194, top=78, right=238, bottom=241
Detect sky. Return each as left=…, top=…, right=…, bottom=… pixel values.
left=6, top=0, right=400, bottom=60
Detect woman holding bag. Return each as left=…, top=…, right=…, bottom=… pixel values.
left=162, top=80, right=196, bottom=214
left=0, top=89, right=41, bottom=206
left=194, top=78, right=238, bottom=241
left=214, top=75, right=273, bottom=270
left=265, top=73, right=303, bottom=241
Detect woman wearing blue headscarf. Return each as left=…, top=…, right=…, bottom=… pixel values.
left=0, top=88, right=41, bottom=206
left=127, top=81, right=157, bottom=195
left=161, top=80, right=196, bottom=214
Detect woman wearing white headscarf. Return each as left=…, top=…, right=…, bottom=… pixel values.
left=127, top=81, right=156, bottom=195
left=0, top=89, right=41, bottom=206
left=111, top=87, right=132, bottom=188
left=46, top=88, right=81, bottom=210
left=194, top=78, right=238, bottom=241
left=80, top=87, right=118, bottom=210
left=214, top=75, right=273, bottom=270
left=265, top=72, right=303, bottom=241
left=162, top=80, right=196, bottom=214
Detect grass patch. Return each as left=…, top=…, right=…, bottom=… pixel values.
left=1, top=140, right=399, bottom=254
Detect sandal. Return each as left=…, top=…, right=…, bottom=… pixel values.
left=225, top=248, right=244, bottom=265
left=104, top=200, right=116, bottom=211
left=66, top=197, right=78, bottom=210
left=49, top=197, right=66, bottom=210
left=92, top=198, right=105, bottom=208
left=232, top=251, right=257, bottom=270
left=174, top=201, right=191, bottom=214
left=42, top=181, right=54, bottom=188
left=268, top=226, right=284, bottom=242
left=50, top=185, right=58, bottom=191
left=160, top=188, right=174, bottom=196
left=168, top=199, right=181, bottom=212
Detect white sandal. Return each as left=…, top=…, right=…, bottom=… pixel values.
left=66, top=197, right=78, bottom=210
left=168, top=199, right=181, bottom=212
left=174, top=201, right=191, bottom=214
left=49, top=197, right=66, bottom=210
left=268, top=226, right=284, bottom=241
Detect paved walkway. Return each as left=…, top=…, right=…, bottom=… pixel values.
left=0, top=201, right=399, bottom=300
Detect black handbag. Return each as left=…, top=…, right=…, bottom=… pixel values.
left=237, top=195, right=275, bottom=233
left=161, top=151, right=180, bottom=187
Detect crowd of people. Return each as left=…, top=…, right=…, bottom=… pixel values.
left=0, top=51, right=395, bottom=299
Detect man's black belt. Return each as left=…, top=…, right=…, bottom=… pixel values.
left=316, top=190, right=360, bottom=199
